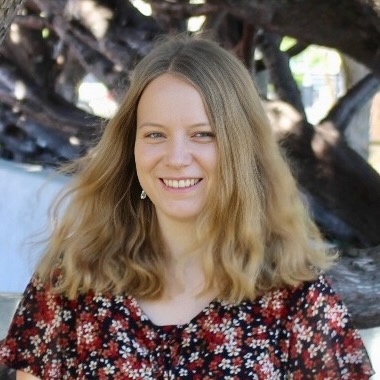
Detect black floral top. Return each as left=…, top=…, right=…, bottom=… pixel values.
left=0, top=275, right=374, bottom=379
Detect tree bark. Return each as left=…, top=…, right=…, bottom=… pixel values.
left=266, top=100, right=380, bottom=247
left=321, top=74, right=380, bottom=134
left=339, top=57, right=375, bottom=159
left=255, top=31, right=306, bottom=117
left=327, top=245, right=380, bottom=329
left=211, top=0, right=380, bottom=77
left=0, top=0, right=25, bottom=45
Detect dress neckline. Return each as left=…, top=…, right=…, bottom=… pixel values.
left=129, top=295, right=222, bottom=330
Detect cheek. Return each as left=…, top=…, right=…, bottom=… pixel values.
left=205, top=146, right=218, bottom=173
left=134, top=144, right=145, bottom=180
left=134, top=141, right=150, bottom=166
left=134, top=144, right=161, bottom=178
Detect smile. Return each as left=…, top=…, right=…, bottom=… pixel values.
left=162, top=179, right=201, bottom=188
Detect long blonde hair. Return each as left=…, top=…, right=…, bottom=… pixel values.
left=37, top=35, right=334, bottom=300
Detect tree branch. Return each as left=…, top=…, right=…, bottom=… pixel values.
left=13, top=13, right=49, bottom=29
left=0, top=58, right=100, bottom=131
left=0, top=0, right=25, bottom=45
left=0, top=106, right=83, bottom=164
left=322, top=74, right=380, bottom=132
left=266, top=100, right=380, bottom=246
left=256, top=31, right=306, bottom=118
left=212, top=0, right=380, bottom=77
left=233, top=22, right=255, bottom=70
left=285, top=41, right=308, bottom=58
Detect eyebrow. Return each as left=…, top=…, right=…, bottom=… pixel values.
left=137, top=122, right=164, bottom=129
left=137, top=122, right=211, bottom=129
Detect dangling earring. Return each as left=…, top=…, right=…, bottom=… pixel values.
left=140, top=190, right=147, bottom=200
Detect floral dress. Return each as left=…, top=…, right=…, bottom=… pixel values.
left=0, top=275, right=374, bottom=379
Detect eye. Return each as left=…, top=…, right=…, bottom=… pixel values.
left=145, top=132, right=164, bottom=139
left=193, top=131, right=216, bottom=141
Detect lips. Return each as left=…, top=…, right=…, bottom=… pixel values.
left=162, top=178, right=201, bottom=188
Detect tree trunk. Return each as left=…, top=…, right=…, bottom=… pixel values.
left=266, top=100, right=380, bottom=247
left=327, top=245, right=380, bottom=329
left=341, top=56, right=372, bottom=159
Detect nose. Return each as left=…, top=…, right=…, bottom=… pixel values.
left=164, top=136, right=192, bottom=168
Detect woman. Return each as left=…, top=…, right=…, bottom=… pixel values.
left=0, top=35, right=373, bottom=379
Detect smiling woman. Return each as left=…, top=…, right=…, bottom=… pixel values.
left=0, top=35, right=374, bottom=379
left=135, top=74, right=218, bottom=225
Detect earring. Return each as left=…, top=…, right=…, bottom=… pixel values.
left=140, top=190, right=147, bottom=200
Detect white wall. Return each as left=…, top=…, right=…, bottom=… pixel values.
left=0, top=159, right=67, bottom=293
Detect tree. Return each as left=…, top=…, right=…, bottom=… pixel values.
left=0, top=0, right=25, bottom=45
left=0, top=0, right=379, bottom=328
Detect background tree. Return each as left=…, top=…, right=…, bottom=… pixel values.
left=0, top=0, right=379, bottom=328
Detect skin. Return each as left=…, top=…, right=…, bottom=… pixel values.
left=16, top=371, right=40, bottom=379
left=135, top=73, right=218, bottom=228
left=134, top=74, right=219, bottom=325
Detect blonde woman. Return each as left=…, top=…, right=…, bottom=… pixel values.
left=0, top=36, right=373, bottom=379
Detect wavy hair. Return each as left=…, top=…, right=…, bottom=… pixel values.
left=37, top=35, right=334, bottom=300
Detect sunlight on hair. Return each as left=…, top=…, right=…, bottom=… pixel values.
left=130, top=0, right=152, bottom=16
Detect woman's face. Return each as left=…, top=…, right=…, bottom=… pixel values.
left=134, top=74, right=218, bottom=225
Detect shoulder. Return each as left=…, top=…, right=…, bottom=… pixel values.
left=283, top=276, right=374, bottom=377
left=253, top=275, right=333, bottom=312
left=246, top=275, right=349, bottom=330
left=0, top=278, right=138, bottom=378
left=283, top=274, right=353, bottom=331
left=288, top=274, right=338, bottom=310
left=19, top=275, right=141, bottom=318
left=286, top=274, right=351, bottom=322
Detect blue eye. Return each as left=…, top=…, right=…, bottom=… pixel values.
left=193, top=132, right=215, bottom=139
left=146, top=132, right=164, bottom=139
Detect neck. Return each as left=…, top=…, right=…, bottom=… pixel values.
left=157, top=215, right=201, bottom=259
left=156, top=215, right=208, bottom=297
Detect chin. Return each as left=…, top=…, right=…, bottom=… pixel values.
left=160, top=208, right=201, bottom=223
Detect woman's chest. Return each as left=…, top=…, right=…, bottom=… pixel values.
left=66, top=304, right=290, bottom=379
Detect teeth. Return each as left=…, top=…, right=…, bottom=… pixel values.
left=163, top=179, right=200, bottom=188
